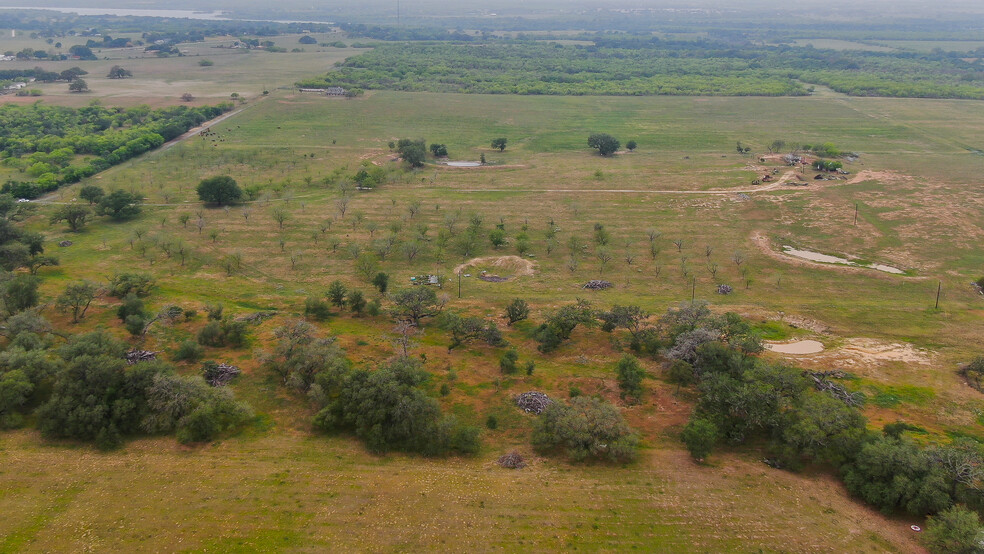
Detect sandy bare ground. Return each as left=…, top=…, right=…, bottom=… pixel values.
left=453, top=255, right=537, bottom=276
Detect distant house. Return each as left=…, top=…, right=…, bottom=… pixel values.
left=325, top=86, right=348, bottom=96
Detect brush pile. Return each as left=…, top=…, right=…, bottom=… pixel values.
left=804, top=371, right=864, bottom=407
left=124, top=350, right=159, bottom=365
left=583, top=280, right=613, bottom=290
left=515, top=391, right=552, bottom=414
left=497, top=451, right=527, bottom=469
left=204, top=362, right=242, bottom=386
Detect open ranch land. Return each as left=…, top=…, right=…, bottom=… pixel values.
left=8, top=90, right=984, bottom=551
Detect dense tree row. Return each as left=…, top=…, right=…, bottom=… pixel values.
left=0, top=103, right=232, bottom=198
left=300, top=39, right=984, bottom=99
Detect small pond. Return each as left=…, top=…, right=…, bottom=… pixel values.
left=782, top=246, right=904, bottom=274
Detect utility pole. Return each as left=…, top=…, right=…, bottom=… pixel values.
left=935, top=281, right=942, bottom=310
left=457, top=271, right=461, bottom=299
left=853, top=203, right=858, bottom=226
left=691, top=277, right=696, bottom=303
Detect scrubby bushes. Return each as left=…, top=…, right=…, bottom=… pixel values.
left=312, top=357, right=480, bottom=455
left=32, top=331, right=250, bottom=448
left=532, top=396, right=638, bottom=462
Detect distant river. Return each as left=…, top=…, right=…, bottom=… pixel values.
left=0, top=6, right=333, bottom=24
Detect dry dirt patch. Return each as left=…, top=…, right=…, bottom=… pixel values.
left=453, top=255, right=537, bottom=277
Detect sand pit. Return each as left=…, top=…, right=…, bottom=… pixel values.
left=454, top=256, right=536, bottom=279
left=765, top=340, right=825, bottom=354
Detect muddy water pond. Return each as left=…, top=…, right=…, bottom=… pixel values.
left=765, top=340, right=826, bottom=354
left=782, top=246, right=904, bottom=274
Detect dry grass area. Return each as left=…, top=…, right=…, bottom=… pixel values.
left=0, top=430, right=922, bottom=552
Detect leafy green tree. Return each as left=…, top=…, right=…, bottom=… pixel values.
left=390, top=287, right=444, bottom=326
left=499, top=348, right=519, bottom=374
left=588, top=133, right=620, bottom=156
left=196, top=176, right=243, bottom=205
left=108, top=272, right=155, bottom=298
left=56, top=281, right=97, bottom=323
left=489, top=228, right=506, bottom=249
left=504, top=298, right=530, bottom=326
left=372, top=272, right=389, bottom=294
left=348, top=290, right=366, bottom=314
left=533, top=299, right=594, bottom=353
left=0, top=369, right=33, bottom=428
left=681, top=418, right=718, bottom=461
left=625, top=140, right=637, bottom=151
left=68, top=78, right=89, bottom=93
left=97, top=190, right=142, bottom=220
left=79, top=185, right=104, bottom=204
left=304, top=296, right=332, bottom=321
left=312, top=357, right=479, bottom=455
left=491, top=137, right=507, bottom=151
left=106, top=65, right=132, bottom=79
left=1, top=274, right=39, bottom=316
left=923, top=505, right=984, bottom=554
left=173, top=340, right=205, bottom=362
left=532, top=396, right=638, bottom=462
left=615, top=354, right=645, bottom=402
left=439, top=311, right=503, bottom=351
left=397, top=139, right=427, bottom=168
left=429, top=143, right=448, bottom=157
left=50, top=204, right=91, bottom=232
left=327, top=280, right=347, bottom=307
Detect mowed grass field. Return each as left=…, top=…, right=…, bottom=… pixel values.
left=4, top=89, right=984, bottom=551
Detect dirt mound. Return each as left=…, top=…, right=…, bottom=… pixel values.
left=454, top=256, right=536, bottom=277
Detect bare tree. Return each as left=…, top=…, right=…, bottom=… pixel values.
left=392, top=321, right=419, bottom=359
left=596, top=247, right=613, bottom=273
left=704, top=245, right=713, bottom=259
left=290, top=250, right=303, bottom=269
left=707, top=262, right=718, bottom=280
left=241, top=206, right=251, bottom=222
left=335, top=196, right=350, bottom=218
left=366, top=221, right=379, bottom=237
left=646, top=228, right=661, bottom=243
left=407, top=199, right=421, bottom=219
left=672, top=239, right=684, bottom=252
left=732, top=250, right=746, bottom=271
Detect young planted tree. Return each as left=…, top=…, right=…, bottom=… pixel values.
left=504, top=298, right=530, bottom=326
left=327, top=280, right=347, bottom=308
left=615, top=354, right=645, bottom=403
left=491, top=137, right=507, bottom=152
